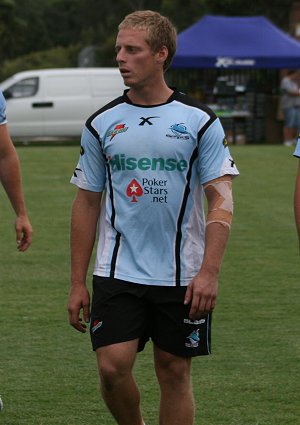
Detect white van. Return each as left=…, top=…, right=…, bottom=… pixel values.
left=0, top=68, right=126, bottom=140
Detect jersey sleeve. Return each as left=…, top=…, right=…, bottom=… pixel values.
left=70, top=126, right=106, bottom=192
left=197, top=118, right=239, bottom=184
left=0, top=91, right=7, bottom=125
left=294, top=138, right=300, bottom=158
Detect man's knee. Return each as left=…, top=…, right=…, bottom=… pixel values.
left=154, top=349, right=191, bottom=387
left=96, top=342, right=137, bottom=390
left=98, top=357, right=131, bottom=392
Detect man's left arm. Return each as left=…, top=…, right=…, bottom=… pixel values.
left=184, top=175, right=233, bottom=319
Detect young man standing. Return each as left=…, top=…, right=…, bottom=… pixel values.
left=0, top=90, right=32, bottom=251
left=68, top=10, right=239, bottom=425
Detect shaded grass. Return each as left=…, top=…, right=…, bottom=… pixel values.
left=0, top=144, right=299, bottom=424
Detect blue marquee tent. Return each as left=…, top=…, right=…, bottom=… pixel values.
left=172, top=15, right=300, bottom=69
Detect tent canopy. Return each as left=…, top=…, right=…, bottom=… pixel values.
left=172, top=15, right=300, bottom=69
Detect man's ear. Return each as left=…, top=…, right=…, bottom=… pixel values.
left=156, top=45, right=168, bottom=66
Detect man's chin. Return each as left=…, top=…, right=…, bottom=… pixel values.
left=121, top=76, right=134, bottom=87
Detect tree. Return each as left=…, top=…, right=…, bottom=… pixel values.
left=0, top=0, right=298, bottom=74
left=204, top=0, right=295, bottom=30
left=0, top=0, right=27, bottom=59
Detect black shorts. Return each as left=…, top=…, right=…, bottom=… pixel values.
left=90, top=276, right=212, bottom=357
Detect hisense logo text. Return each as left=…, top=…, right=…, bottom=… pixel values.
left=108, top=154, right=187, bottom=172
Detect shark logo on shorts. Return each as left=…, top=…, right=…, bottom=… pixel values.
left=185, top=329, right=200, bottom=348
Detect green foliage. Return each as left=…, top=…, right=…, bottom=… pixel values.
left=0, top=0, right=296, bottom=76
left=0, top=0, right=27, bottom=60
left=206, top=0, right=295, bottom=30
left=161, top=0, right=209, bottom=31
left=43, top=0, right=82, bottom=46
left=0, top=45, right=82, bottom=81
left=0, top=144, right=299, bottom=424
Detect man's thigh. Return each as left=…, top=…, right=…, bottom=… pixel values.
left=96, top=339, right=139, bottom=373
left=90, top=276, right=149, bottom=351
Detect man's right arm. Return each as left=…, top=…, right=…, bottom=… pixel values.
left=0, top=123, right=33, bottom=251
left=68, top=188, right=102, bottom=333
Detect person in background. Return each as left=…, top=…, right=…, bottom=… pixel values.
left=68, top=10, right=239, bottom=425
left=294, top=137, right=300, bottom=246
left=0, top=90, right=32, bottom=251
left=280, top=69, right=300, bottom=146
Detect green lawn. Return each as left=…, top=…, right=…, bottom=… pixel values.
left=0, top=144, right=299, bottom=425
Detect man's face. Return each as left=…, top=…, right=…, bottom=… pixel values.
left=116, top=27, right=162, bottom=88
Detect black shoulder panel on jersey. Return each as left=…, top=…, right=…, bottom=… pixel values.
left=173, top=90, right=217, bottom=121
left=85, top=94, right=125, bottom=140
left=173, top=90, right=218, bottom=144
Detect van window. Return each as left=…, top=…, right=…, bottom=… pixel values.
left=5, top=77, right=39, bottom=98
left=45, top=75, right=89, bottom=97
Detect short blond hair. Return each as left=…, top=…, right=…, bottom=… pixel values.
left=118, top=10, right=177, bottom=71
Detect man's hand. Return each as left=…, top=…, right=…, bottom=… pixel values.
left=68, top=285, right=91, bottom=333
left=184, top=269, right=218, bottom=320
left=15, top=214, right=33, bottom=252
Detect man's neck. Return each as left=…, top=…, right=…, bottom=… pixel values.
left=127, top=83, right=174, bottom=106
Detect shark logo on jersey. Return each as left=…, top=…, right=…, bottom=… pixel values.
left=107, top=123, right=128, bottom=141
left=185, top=329, right=200, bottom=348
left=166, top=123, right=191, bottom=140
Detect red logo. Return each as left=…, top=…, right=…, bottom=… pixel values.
left=126, top=179, right=143, bottom=202
left=108, top=123, right=128, bottom=140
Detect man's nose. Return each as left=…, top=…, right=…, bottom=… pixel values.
left=116, top=49, right=125, bottom=63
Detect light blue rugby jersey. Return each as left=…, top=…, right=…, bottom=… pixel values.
left=71, top=89, right=239, bottom=286
left=0, top=91, right=7, bottom=125
left=294, top=136, right=300, bottom=158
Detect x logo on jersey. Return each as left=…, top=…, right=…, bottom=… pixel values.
left=139, top=116, right=160, bottom=126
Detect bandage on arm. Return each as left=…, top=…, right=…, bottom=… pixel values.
left=204, top=178, right=233, bottom=229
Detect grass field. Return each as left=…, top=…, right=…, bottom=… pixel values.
left=0, top=144, right=299, bottom=425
